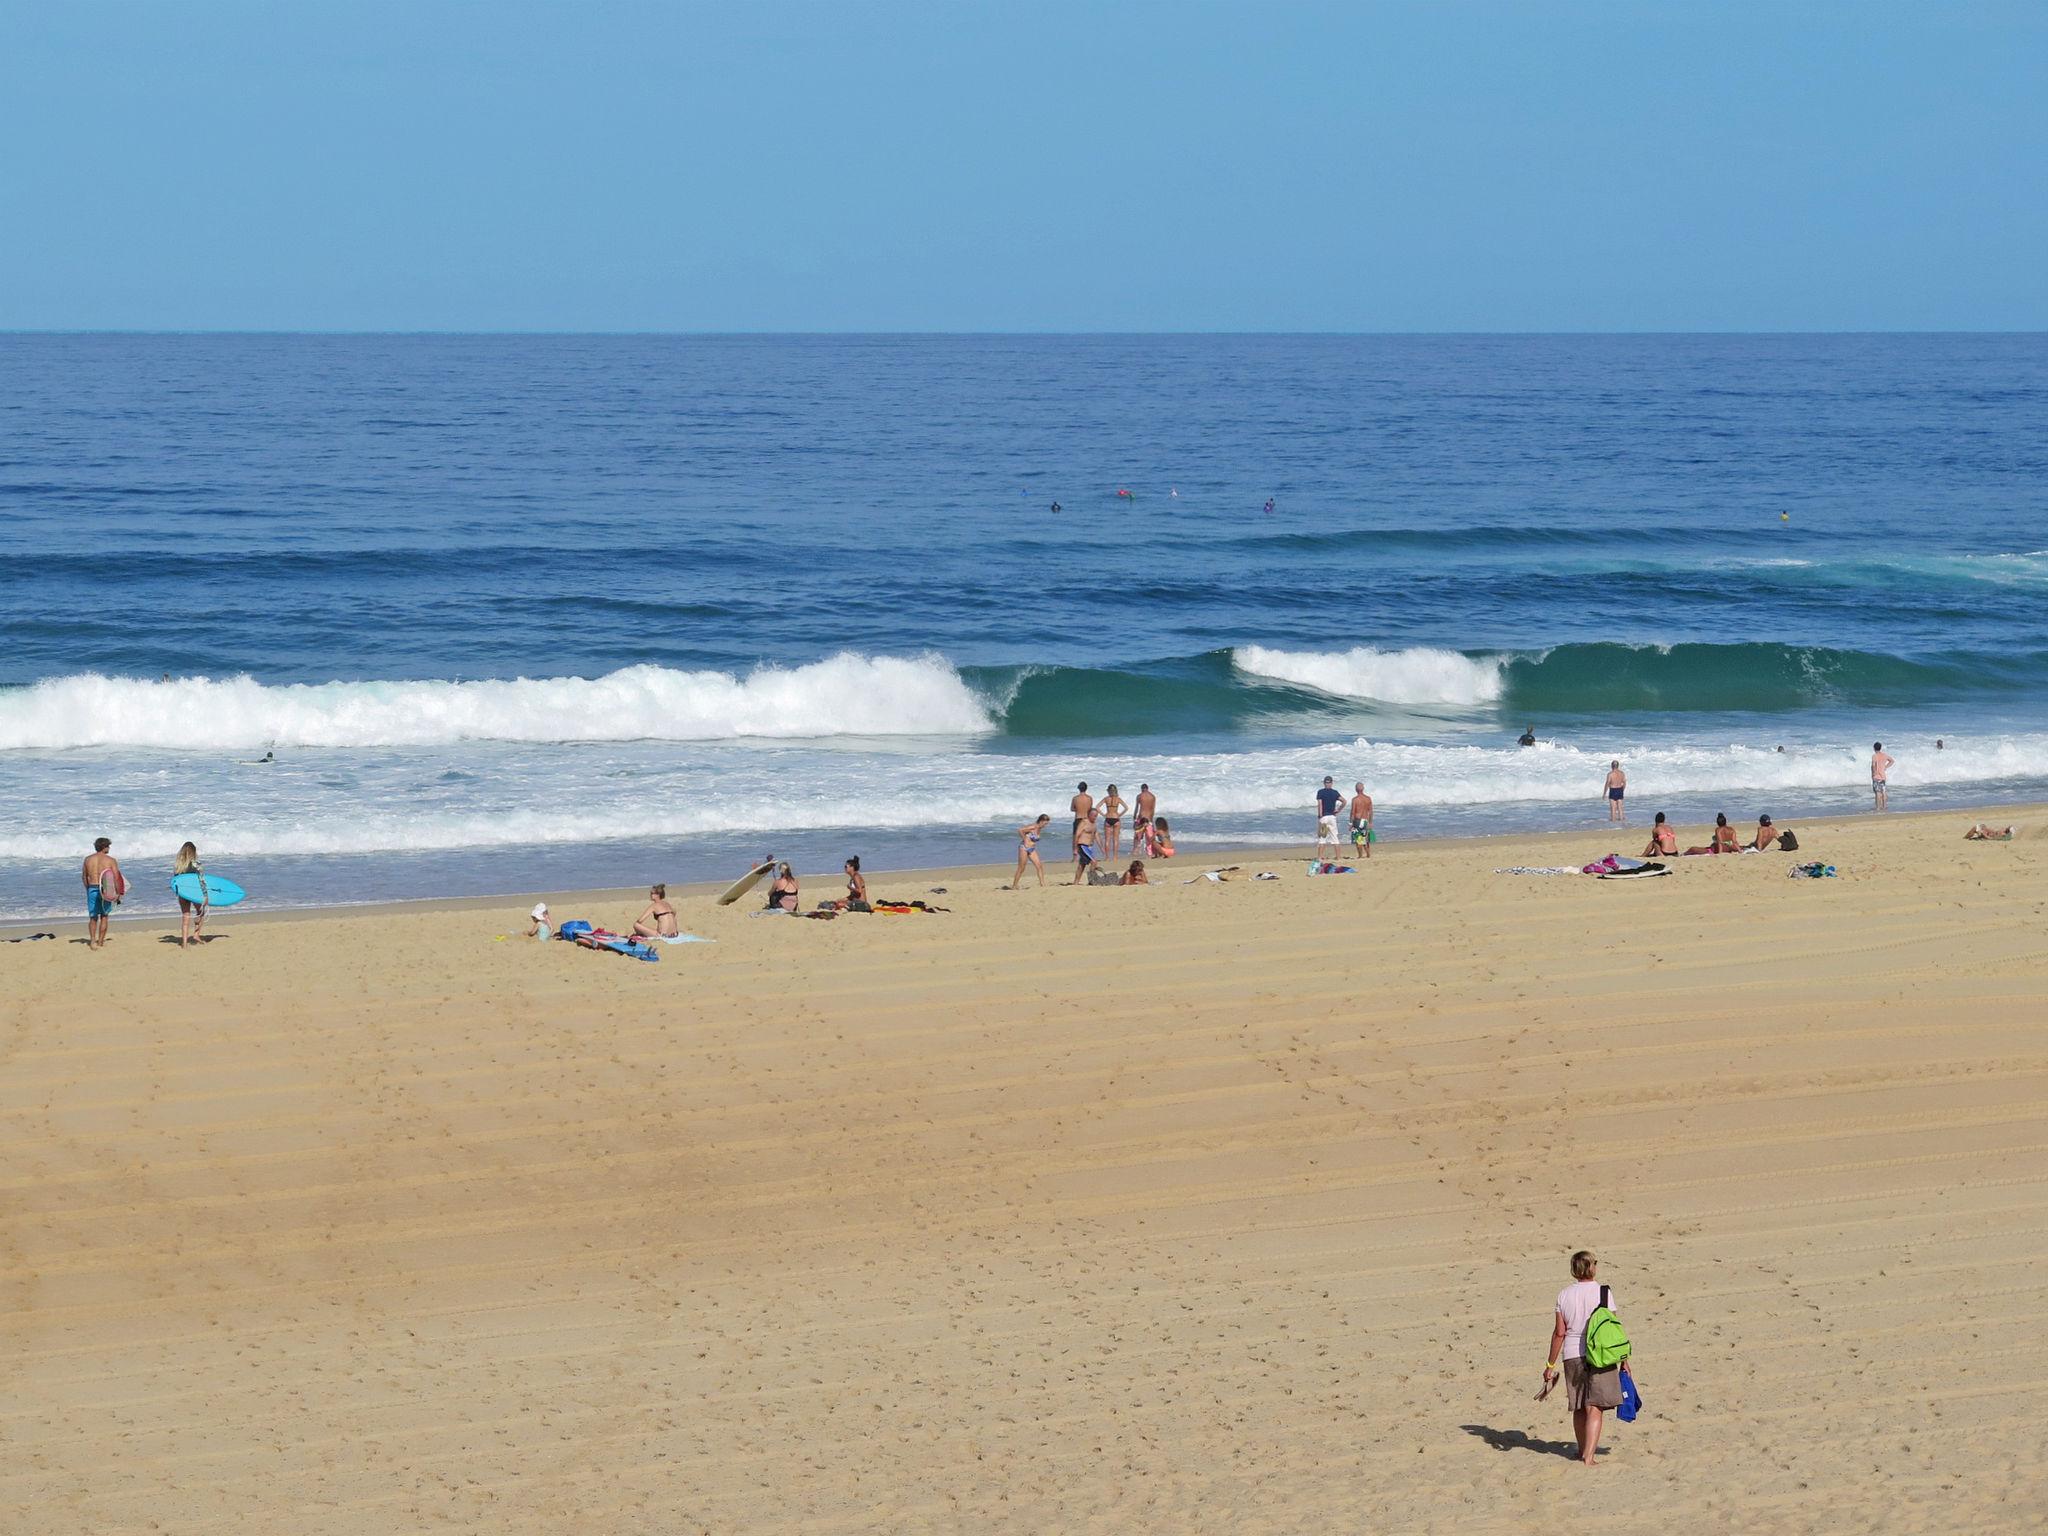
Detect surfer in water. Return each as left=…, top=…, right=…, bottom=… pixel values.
left=1518, top=727, right=1538, bottom=747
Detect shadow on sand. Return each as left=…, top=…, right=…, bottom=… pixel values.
left=1460, top=1424, right=1604, bottom=1460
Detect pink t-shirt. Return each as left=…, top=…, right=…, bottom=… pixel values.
left=1556, top=1280, right=1614, bottom=1361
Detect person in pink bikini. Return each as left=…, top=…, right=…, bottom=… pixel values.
left=1641, top=812, right=1677, bottom=858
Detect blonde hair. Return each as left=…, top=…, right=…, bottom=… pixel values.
left=174, top=842, right=200, bottom=874
left=1570, top=1250, right=1596, bottom=1280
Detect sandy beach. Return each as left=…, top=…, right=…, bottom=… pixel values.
left=4, top=804, right=2045, bottom=1533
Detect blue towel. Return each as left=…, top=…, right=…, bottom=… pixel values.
left=1618, top=1370, right=1641, bottom=1422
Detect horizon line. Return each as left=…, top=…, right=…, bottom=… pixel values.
left=5, top=327, right=2046, bottom=339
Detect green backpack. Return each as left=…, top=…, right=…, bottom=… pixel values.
left=1583, top=1285, right=1632, bottom=1370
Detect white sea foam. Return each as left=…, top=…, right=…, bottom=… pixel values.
left=1232, top=645, right=1506, bottom=706
left=3, top=732, right=2040, bottom=864
left=0, top=655, right=997, bottom=751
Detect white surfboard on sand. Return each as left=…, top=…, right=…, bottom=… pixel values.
left=716, top=860, right=776, bottom=906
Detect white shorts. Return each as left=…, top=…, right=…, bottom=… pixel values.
left=1319, top=815, right=1339, bottom=838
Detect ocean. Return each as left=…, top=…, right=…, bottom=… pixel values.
left=3, top=332, right=2044, bottom=919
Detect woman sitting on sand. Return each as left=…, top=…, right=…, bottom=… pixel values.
left=633, top=884, right=679, bottom=939
left=1143, top=817, right=1175, bottom=858
left=1964, top=823, right=2015, bottom=841
left=829, top=857, right=870, bottom=912
left=1119, top=860, right=1148, bottom=886
left=1683, top=814, right=1741, bottom=856
left=765, top=864, right=800, bottom=912
left=1641, top=813, right=1678, bottom=858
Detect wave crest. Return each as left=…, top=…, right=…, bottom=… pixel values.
left=0, top=655, right=997, bottom=751
left=1232, top=645, right=1506, bottom=706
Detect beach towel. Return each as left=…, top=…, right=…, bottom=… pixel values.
left=656, top=933, right=714, bottom=944
left=1306, top=862, right=1355, bottom=876
left=574, top=927, right=659, bottom=962
left=1788, top=862, right=1838, bottom=879
left=1495, top=866, right=1582, bottom=876
left=1618, top=1370, right=1641, bottom=1423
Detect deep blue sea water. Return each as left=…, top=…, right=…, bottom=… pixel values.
left=3, top=333, right=2045, bottom=917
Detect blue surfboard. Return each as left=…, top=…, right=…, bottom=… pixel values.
left=169, top=873, right=247, bottom=907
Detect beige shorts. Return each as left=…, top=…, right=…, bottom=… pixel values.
left=1319, top=815, right=1339, bottom=838
left=1564, top=1358, right=1623, bottom=1411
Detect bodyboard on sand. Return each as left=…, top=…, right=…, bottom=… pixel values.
left=716, top=861, right=776, bottom=906
left=1597, top=862, right=1670, bottom=879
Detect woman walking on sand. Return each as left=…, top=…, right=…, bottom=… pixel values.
left=1541, top=1250, right=1631, bottom=1466
left=1011, top=815, right=1051, bottom=889
left=173, top=841, right=208, bottom=949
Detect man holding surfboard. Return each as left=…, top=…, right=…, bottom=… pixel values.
left=82, top=836, right=125, bottom=950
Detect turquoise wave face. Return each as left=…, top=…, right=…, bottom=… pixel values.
left=1496, top=642, right=2041, bottom=716
left=964, top=641, right=2046, bottom=738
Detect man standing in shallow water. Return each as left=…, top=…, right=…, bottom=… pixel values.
left=1348, top=782, right=1374, bottom=860
left=1314, top=776, right=1343, bottom=860
left=1603, top=760, right=1627, bottom=823
left=1871, top=742, right=1894, bottom=810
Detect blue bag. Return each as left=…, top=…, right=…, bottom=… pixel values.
left=1618, top=1369, right=1641, bottom=1423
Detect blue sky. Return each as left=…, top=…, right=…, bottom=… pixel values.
left=3, top=1, right=2044, bottom=331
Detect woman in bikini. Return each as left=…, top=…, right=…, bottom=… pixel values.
left=1683, top=813, right=1740, bottom=856
left=1012, top=815, right=1051, bottom=888
left=765, top=864, right=800, bottom=912
left=831, top=857, right=870, bottom=911
left=632, top=884, right=679, bottom=939
left=1099, top=785, right=1127, bottom=860
left=1119, top=859, right=1148, bottom=886
left=1641, top=812, right=1678, bottom=858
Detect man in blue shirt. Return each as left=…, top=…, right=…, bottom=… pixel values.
left=1314, top=776, right=1343, bottom=861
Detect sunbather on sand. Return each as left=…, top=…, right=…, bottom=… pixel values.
left=1964, top=823, right=2015, bottom=841
left=1120, top=860, right=1148, bottom=886
left=766, top=864, right=800, bottom=912
left=1642, top=813, right=1677, bottom=857
left=633, top=884, right=679, bottom=938
left=1750, top=815, right=1781, bottom=851
left=828, top=857, right=869, bottom=911
left=1684, top=814, right=1741, bottom=856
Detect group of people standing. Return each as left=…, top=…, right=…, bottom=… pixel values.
left=1011, top=781, right=1174, bottom=888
